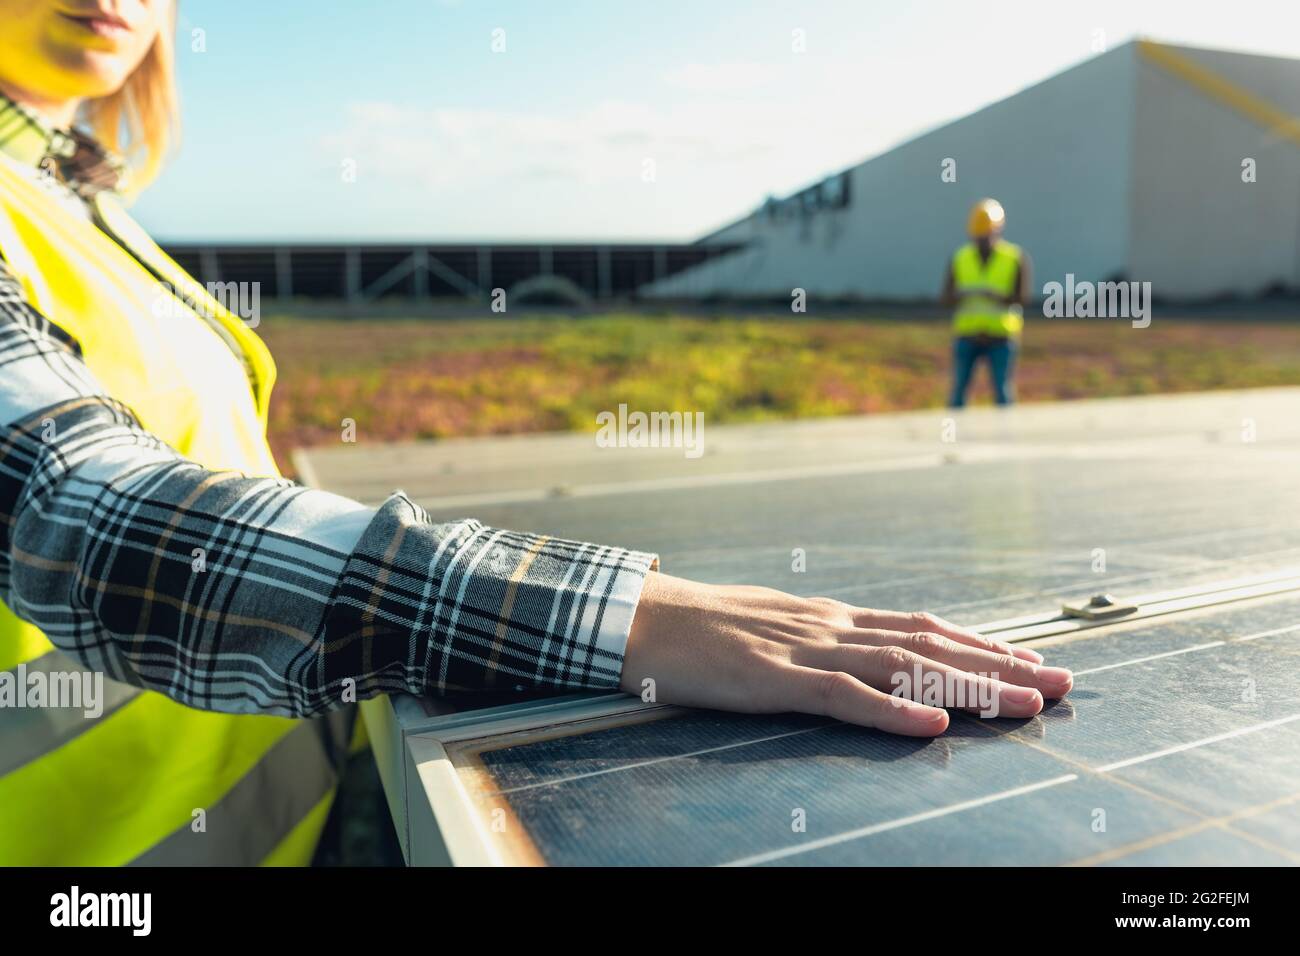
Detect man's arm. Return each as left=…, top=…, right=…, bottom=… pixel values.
left=0, top=261, right=655, bottom=716
left=1012, top=249, right=1033, bottom=307
left=939, top=259, right=957, bottom=307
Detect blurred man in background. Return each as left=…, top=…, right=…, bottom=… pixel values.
left=942, top=199, right=1031, bottom=407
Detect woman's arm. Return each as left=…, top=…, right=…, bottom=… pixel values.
left=0, top=260, right=655, bottom=716
left=1, top=260, right=1072, bottom=732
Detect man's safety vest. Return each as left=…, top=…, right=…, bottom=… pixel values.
left=951, top=240, right=1024, bottom=339
left=0, top=153, right=354, bottom=866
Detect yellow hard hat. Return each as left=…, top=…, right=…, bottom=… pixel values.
left=967, top=198, right=1006, bottom=238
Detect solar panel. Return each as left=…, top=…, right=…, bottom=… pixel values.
left=395, top=586, right=1298, bottom=866
left=297, top=391, right=1300, bottom=865
left=440, top=451, right=1300, bottom=628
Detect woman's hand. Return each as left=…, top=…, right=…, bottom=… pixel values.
left=621, top=572, right=1072, bottom=736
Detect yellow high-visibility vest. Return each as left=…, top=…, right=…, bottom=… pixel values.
left=951, top=240, right=1024, bottom=338
left=0, top=153, right=353, bottom=866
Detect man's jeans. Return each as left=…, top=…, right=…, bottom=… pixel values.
left=949, top=335, right=1017, bottom=408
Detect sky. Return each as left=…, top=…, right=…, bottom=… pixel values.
left=130, top=0, right=1300, bottom=242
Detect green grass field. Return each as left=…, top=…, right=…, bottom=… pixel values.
left=258, top=312, right=1300, bottom=473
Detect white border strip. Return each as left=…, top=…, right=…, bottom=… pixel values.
left=721, top=774, right=1080, bottom=867
left=1071, top=641, right=1225, bottom=676
left=488, top=723, right=835, bottom=796
left=1094, top=713, right=1300, bottom=774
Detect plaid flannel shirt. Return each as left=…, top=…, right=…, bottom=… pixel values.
left=0, top=100, right=656, bottom=717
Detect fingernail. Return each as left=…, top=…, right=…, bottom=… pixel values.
left=1036, top=666, right=1073, bottom=685
left=906, top=704, right=947, bottom=723
left=1017, top=647, right=1045, bottom=663
left=1003, top=686, right=1041, bottom=705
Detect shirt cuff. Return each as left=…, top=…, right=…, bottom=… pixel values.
left=580, top=543, right=659, bottom=690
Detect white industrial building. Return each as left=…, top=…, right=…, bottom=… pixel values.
left=645, top=40, right=1300, bottom=302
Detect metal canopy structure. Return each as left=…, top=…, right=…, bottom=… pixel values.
left=159, top=241, right=742, bottom=304
left=297, top=387, right=1300, bottom=865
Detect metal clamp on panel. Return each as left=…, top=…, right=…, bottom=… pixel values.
left=1062, top=593, right=1140, bottom=621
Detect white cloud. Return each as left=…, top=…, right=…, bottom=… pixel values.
left=313, top=66, right=935, bottom=238
left=321, top=93, right=873, bottom=193
left=662, top=61, right=773, bottom=93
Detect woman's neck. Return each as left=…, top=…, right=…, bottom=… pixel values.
left=0, top=79, right=79, bottom=129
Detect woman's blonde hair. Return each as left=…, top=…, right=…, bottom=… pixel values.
left=81, top=2, right=179, bottom=191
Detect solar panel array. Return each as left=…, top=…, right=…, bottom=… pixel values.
left=460, top=596, right=1300, bottom=865
left=416, top=407, right=1300, bottom=865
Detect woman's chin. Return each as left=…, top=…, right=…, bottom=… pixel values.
left=42, top=46, right=135, bottom=99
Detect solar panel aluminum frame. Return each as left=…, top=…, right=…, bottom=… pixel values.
left=364, top=565, right=1300, bottom=866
